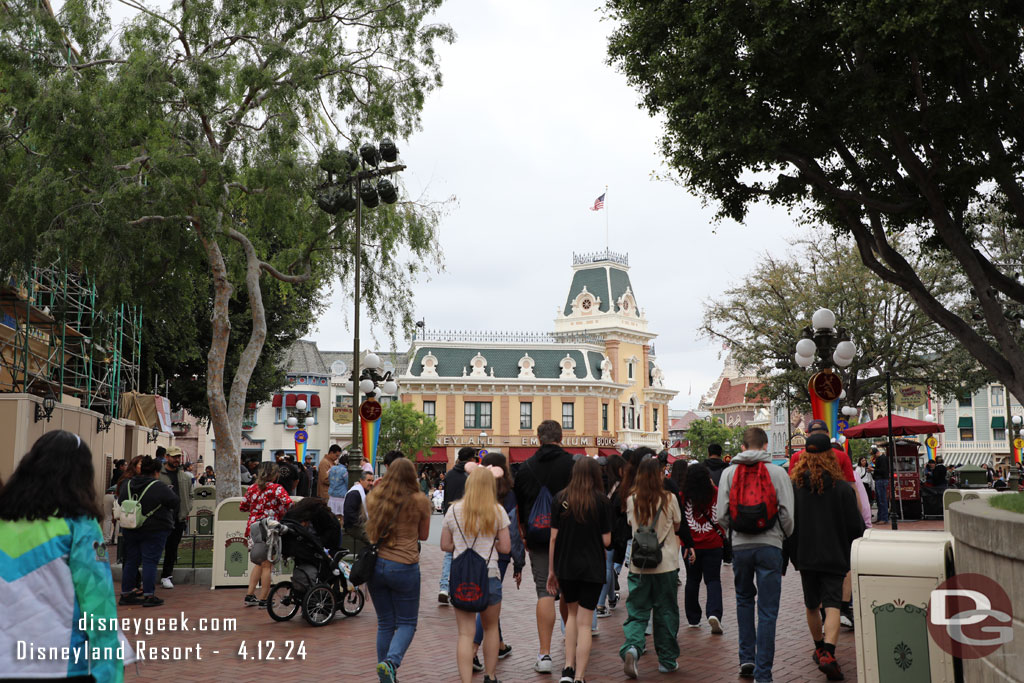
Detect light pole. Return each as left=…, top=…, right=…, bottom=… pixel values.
left=1011, top=414, right=1023, bottom=488
left=315, top=140, right=404, bottom=481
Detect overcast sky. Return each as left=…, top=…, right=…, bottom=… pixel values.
left=309, top=0, right=801, bottom=409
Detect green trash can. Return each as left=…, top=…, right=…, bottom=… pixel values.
left=191, top=485, right=217, bottom=535
left=195, top=509, right=214, bottom=535
left=956, top=464, right=988, bottom=488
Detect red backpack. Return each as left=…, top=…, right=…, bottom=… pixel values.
left=727, top=462, right=779, bottom=534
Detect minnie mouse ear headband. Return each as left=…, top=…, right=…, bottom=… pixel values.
left=465, top=461, right=504, bottom=479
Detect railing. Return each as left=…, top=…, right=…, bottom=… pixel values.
left=573, top=250, right=629, bottom=266
left=417, top=329, right=604, bottom=345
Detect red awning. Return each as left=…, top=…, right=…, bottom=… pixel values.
left=509, top=447, right=535, bottom=463
left=416, top=447, right=448, bottom=463
left=670, top=440, right=684, bottom=449
left=563, top=448, right=588, bottom=456
left=309, top=393, right=321, bottom=408
left=285, top=394, right=298, bottom=406
left=272, top=394, right=282, bottom=407
left=598, top=448, right=620, bottom=458
left=843, top=415, right=945, bottom=439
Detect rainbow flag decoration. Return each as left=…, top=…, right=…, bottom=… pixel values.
left=361, top=413, right=382, bottom=471
left=1013, top=437, right=1023, bottom=466
left=925, top=436, right=937, bottom=462
left=807, top=372, right=842, bottom=440
left=294, top=429, right=308, bottom=464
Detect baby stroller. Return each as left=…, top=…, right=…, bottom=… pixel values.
left=265, top=519, right=365, bottom=626
left=432, top=488, right=444, bottom=514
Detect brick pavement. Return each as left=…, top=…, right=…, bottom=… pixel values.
left=121, top=519, right=945, bottom=682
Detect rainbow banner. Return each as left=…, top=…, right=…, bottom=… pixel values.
left=1014, top=437, right=1023, bottom=466
left=925, top=436, right=938, bottom=462
left=294, top=429, right=308, bottom=464
left=808, top=371, right=843, bottom=440
left=361, top=417, right=381, bottom=470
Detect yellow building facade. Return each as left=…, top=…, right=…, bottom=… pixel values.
left=399, top=251, right=677, bottom=466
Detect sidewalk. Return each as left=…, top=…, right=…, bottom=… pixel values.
left=121, top=520, right=943, bottom=681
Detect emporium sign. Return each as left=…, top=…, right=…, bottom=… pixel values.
left=436, top=434, right=618, bottom=447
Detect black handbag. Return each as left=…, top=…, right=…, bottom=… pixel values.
left=348, top=500, right=405, bottom=586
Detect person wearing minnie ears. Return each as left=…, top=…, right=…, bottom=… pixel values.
left=715, top=427, right=794, bottom=683
left=441, top=466, right=512, bottom=683
left=788, top=433, right=865, bottom=680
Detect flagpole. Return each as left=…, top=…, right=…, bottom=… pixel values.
left=605, top=184, right=609, bottom=251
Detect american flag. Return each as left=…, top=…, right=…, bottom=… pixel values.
left=589, top=193, right=605, bottom=211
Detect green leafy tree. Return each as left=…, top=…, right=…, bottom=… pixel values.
left=378, top=401, right=439, bottom=464
left=0, top=1, right=452, bottom=499
left=684, top=418, right=744, bottom=461
left=702, top=231, right=986, bottom=412
left=606, top=1, right=1024, bottom=406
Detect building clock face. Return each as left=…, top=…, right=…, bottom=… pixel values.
left=582, top=298, right=592, bottom=310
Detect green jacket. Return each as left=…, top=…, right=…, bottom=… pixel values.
left=159, top=465, right=193, bottom=522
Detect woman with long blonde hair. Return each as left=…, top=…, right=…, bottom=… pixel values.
left=441, top=466, right=512, bottom=683
left=365, top=457, right=432, bottom=683
left=239, top=462, right=291, bottom=607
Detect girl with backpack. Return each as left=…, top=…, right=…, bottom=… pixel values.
left=620, top=457, right=682, bottom=679
left=365, top=457, right=432, bottom=683
left=117, top=454, right=180, bottom=607
left=679, top=462, right=725, bottom=633
left=240, top=462, right=292, bottom=608
left=440, top=466, right=512, bottom=683
left=546, top=456, right=612, bottom=683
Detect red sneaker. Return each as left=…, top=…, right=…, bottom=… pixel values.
left=812, top=647, right=822, bottom=665
left=817, top=649, right=844, bottom=681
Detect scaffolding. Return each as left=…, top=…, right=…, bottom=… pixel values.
left=0, top=264, right=141, bottom=417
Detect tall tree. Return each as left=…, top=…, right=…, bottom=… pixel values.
left=702, top=232, right=985, bottom=412
left=684, top=418, right=744, bottom=461
left=0, top=0, right=452, bottom=500
left=377, top=400, right=439, bottom=464
left=606, top=1, right=1024, bottom=404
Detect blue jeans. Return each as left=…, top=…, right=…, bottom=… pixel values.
left=474, top=558, right=509, bottom=645
left=368, top=558, right=421, bottom=669
left=439, top=551, right=452, bottom=593
left=875, top=479, right=890, bottom=522
left=685, top=547, right=724, bottom=625
left=732, top=546, right=783, bottom=683
left=121, top=528, right=170, bottom=595
left=597, top=548, right=622, bottom=608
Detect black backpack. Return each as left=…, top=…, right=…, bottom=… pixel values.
left=525, top=461, right=554, bottom=547
left=449, top=512, right=496, bottom=612
left=630, top=505, right=666, bottom=569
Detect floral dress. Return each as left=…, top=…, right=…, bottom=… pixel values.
left=240, top=483, right=292, bottom=537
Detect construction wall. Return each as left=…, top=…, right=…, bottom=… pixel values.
left=0, top=394, right=173, bottom=502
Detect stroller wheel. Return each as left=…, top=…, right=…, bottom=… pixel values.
left=340, top=587, right=365, bottom=616
left=267, top=581, right=299, bottom=622
left=302, top=584, right=337, bottom=627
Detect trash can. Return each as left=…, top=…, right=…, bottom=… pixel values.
left=851, top=531, right=959, bottom=682
left=191, top=485, right=217, bottom=535
left=955, top=464, right=988, bottom=488
left=942, top=488, right=1005, bottom=527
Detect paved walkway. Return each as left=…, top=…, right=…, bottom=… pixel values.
left=121, top=519, right=944, bottom=682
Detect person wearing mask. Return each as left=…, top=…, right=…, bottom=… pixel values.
left=240, top=462, right=292, bottom=607
left=548, top=456, right=612, bottom=683
left=342, top=470, right=374, bottom=554
left=158, top=446, right=192, bottom=590
left=0, top=431, right=135, bottom=679
left=679, top=462, right=725, bottom=634
left=438, top=446, right=480, bottom=605
left=620, top=458, right=682, bottom=678
left=441, top=467, right=512, bottom=683
left=789, top=434, right=865, bottom=681
left=319, top=444, right=342, bottom=500
left=513, top=421, right=575, bottom=673
left=470, top=452, right=526, bottom=672
left=366, top=458, right=432, bottom=683
left=119, top=455, right=180, bottom=607
left=715, top=427, right=794, bottom=683
left=705, top=444, right=728, bottom=486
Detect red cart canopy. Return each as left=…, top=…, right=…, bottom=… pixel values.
left=843, top=415, right=944, bottom=439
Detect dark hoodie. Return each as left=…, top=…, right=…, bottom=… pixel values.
left=514, top=443, right=575, bottom=551
left=789, top=471, right=865, bottom=575
left=705, top=456, right=729, bottom=486
left=442, top=460, right=470, bottom=513
left=117, top=474, right=179, bottom=533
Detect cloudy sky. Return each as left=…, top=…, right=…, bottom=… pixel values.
left=309, top=0, right=801, bottom=409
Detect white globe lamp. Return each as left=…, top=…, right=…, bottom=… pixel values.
left=344, top=380, right=354, bottom=394
left=839, top=390, right=847, bottom=400
left=795, top=352, right=814, bottom=368
left=382, top=380, right=398, bottom=395
left=925, top=413, right=935, bottom=422
left=305, top=416, right=315, bottom=427
left=812, top=308, right=837, bottom=330
left=835, top=340, right=856, bottom=360
left=795, top=338, right=817, bottom=357
left=363, top=352, right=381, bottom=370
left=359, top=378, right=375, bottom=394
left=286, top=416, right=298, bottom=428
left=833, top=350, right=853, bottom=368
left=295, top=399, right=307, bottom=412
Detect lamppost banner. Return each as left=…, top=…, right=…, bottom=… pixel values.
left=294, top=429, right=308, bottom=463
left=808, top=369, right=843, bottom=439
left=359, top=398, right=383, bottom=471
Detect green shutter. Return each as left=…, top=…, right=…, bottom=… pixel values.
left=958, top=416, right=973, bottom=429
left=992, top=416, right=1006, bottom=429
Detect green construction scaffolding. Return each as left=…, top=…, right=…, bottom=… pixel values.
left=0, top=264, right=141, bottom=417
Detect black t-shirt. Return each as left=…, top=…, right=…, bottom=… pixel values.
left=551, top=491, right=611, bottom=584
left=277, top=462, right=298, bottom=493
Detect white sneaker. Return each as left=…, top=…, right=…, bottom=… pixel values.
left=535, top=654, right=553, bottom=673
left=160, top=577, right=174, bottom=590
left=708, top=616, right=723, bottom=634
